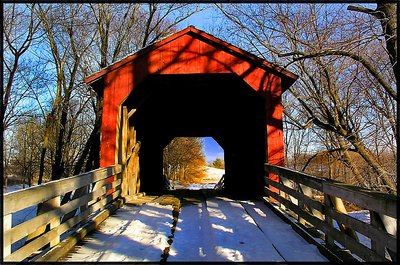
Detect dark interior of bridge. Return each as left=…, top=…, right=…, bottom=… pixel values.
left=123, top=73, right=267, bottom=198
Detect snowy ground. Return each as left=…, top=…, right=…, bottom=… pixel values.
left=64, top=197, right=327, bottom=262
left=174, top=166, right=224, bottom=190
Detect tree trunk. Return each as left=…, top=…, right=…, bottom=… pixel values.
left=347, top=134, right=396, bottom=193
left=376, top=3, right=397, bottom=84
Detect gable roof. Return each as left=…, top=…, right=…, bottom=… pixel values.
left=84, top=26, right=297, bottom=89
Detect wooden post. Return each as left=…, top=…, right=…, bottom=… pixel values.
left=300, top=183, right=324, bottom=220
left=379, top=213, right=397, bottom=236
left=329, top=195, right=359, bottom=241
left=296, top=183, right=307, bottom=226
left=324, top=194, right=335, bottom=248
left=379, top=213, right=396, bottom=261
left=49, top=196, right=61, bottom=247
left=121, top=106, right=128, bottom=196
left=4, top=213, right=12, bottom=258
left=370, top=211, right=387, bottom=259
left=115, top=105, right=123, bottom=165
left=25, top=196, right=61, bottom=245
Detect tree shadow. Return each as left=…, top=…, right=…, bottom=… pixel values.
left=169, top=197, right=284, bottom=262
left=65, top=203, right=174, bottom=262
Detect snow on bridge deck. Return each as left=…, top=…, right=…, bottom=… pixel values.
left=63, top=196, right=327, bottom=262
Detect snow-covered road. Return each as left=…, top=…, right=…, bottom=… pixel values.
left=63, top=196, right=327, bottom=262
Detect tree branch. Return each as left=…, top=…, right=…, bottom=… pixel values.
left=281, top=50, right=397, bottom=100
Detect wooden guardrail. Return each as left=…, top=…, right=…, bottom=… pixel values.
left=214, top=174, right=225, bottom=190
left=3, top=165, right=123, bottom=262
left=264, top=163, right=397, bottom=262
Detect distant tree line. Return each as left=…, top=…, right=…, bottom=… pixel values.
left=163, top=137, right=207, bottom=185
left=209, top=158, right=224, bottom=169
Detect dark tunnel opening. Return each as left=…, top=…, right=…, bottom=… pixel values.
left=123, top=73, right=266, bottom=199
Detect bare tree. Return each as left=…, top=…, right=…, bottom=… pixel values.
left=13, top=118, right=43, bottom=187
left=216, top=3, right=396, bottom=193
left=34, top=3, right=96, bottom=181
left=163, top=137, right=206, bottom=184
left=2, top=4, right=42, bottom=180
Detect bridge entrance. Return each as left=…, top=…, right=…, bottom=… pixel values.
left=84, top=26, right=297, bottom=199
left=122, top=73, right=265, bottom=197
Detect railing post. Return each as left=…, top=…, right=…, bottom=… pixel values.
left=49, top=196, right=61, bottom=247
left=370, top=210, right=387, bottom=259
left=4, top=213, right=11, bottom=258
left=329, top=195, right=359, bottom=241
left=296, top=184, right=306, bottom=225
left=25, top=196, right=61, bottom=246
left=378, top=214, right=397, bottom=261
left=323, top=193, right=335, bottom=248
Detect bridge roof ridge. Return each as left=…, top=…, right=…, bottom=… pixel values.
left=84, top=25, right=297, bottom=88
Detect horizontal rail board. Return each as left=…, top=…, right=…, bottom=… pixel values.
left=265, top=164, right=323, bottom=191
left=5, top=188, right=121, bottom=262
left=36, top=199, right=123, bottom=262
left=4, top=165, right=122, bottom=215
left=323, top=182, right=396, bottom=218
left=265, top=177, right=325, bottom=214
left=4, top=178, right=121, bottom=248
left=264, top=186, right=386, bottom=261
left=325, top=207, right=396, bottom=252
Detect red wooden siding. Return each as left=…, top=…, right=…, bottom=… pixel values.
left=85, top=26, right=297, bottom=172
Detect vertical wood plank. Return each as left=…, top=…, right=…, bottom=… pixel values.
left=25, top=196, right=60, bottom=244
left=324, top=194, right=335, bottom=248
left=300, top=183, right=324, bottom=220
left=379, top=213, right=396, bottom=261
left=115, top=105, right=122, bottom=165
left=4, top=213, right=12, bottom=258
left=297, top=190, right=306, bottom=226
left=121, top=106, right=128, bottom=196
left=370, top=210, right=386, bottom=258
left=135, top=154, right=141, bottom=194
left=329, top=195, right=359, bottom=241
left=122, top=106, right=128, bottom=165
left=49, top=196, right=61, bottom=247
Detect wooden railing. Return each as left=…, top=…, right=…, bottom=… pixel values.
left=214, top=174, right=225, bottom=190
left=264, top=163, right=397, bottom=262
left=3, top=165, right=123, bottom=262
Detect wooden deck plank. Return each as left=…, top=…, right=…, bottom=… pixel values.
left=63, top=203, right=173, bottom=262
left=169, top=197, right=285, bottom=262
left=240, top=200, right=328, bottom=261
left=62, top=196, right=328, bottom=262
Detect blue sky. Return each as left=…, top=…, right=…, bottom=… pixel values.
left=178, top=5, right=220, bottom=31
left=203, top=137, right=224, bottom=163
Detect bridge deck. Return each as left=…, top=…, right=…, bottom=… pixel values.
left=62, top=193, right=327, bottom=262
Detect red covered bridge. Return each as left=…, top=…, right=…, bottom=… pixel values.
left=4, top=26, right=396, bottom=263
left=85, top=26, right=297, bottom=197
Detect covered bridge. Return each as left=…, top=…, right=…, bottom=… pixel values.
left=84, top=26, right=297, bottom=198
